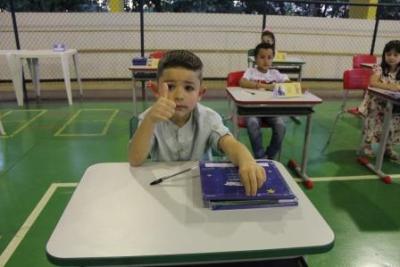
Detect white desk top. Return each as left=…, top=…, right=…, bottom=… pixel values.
left=46, top=161, right=334, bottom=266
left=368, top=87, right=400, bottom=103
left=226, top=87, right=322, bottom=106
left=248, top=56, right=305, bottom=65
left=129, top=65, right=158, bottom=72
left=0, top=49, right=77, bottom=57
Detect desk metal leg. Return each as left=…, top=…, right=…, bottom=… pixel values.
left=288, top=113, right=314, bottom=189
left=232, top=104, right=239, bottom=138
left=72, top=54, right=83, bottom=96
left=0, top=119, right=6, bottom=135
left=357, top=101, right=393, bottom=184
left=61, top=54, right=73, bottom=105
left=132, top=77, right=138, bottom=117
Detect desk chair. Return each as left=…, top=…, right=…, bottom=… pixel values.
left=323, top=68, right=372, bottom=150
left=353, top=54, right=377, bottom=69
left=149, top=50, right=166, bottom=59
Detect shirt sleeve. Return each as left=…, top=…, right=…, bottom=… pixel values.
left=242, top=68, right=253, bottom=80
left=272, top=69, right=289, bottom=83
left=137, top=109, right=155, bottom=150
left=206, top=109, right=231, bottom=154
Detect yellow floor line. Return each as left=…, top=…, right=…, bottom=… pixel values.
left=54, top=108, right=118, bottom=136
left=0, top=110, right=47, bottom=138
left=0, top=183, right=77, bottom=267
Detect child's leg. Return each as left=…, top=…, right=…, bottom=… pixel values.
left=246, top=116, right=265, bottom=158
left=264, top=117, right=286, bottom=159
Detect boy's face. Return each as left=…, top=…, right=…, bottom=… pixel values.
left=255, top=48, right=274, bottom=72
left=158, top=67, right=205, bottom=123
left=385, top=49, right=400, bottom=69
left=262, top=35, right=274, bottom=45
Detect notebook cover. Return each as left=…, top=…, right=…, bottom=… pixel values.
left=199, top=160, right=297, bottom=201
left=273, top=82, right=303, bottom=97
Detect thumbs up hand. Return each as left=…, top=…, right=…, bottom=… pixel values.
left=146, top=83, right=176, bottom=123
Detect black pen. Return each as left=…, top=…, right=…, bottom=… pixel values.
left=149, top=166, right=197, bottom=185
left=244, top=90, right=256, bottom=95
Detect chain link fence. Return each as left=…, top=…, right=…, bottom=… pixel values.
left=0, top=0, right=399, bottom=82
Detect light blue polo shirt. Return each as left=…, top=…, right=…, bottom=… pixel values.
left=138, top=103, right=231, bottom=161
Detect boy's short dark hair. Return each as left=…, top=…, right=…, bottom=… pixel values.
left=261, top=30, right=275, bottom=44
left=157, top=50, right=203, bottom=80
left=254, top=43, right=275, bottom=57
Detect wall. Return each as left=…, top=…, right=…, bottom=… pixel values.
left=0, top=12, right=399, bottom=81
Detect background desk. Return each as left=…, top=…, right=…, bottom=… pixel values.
left=5, top=49, right=82, bottom=106
left=358, top=87, right=400, bottom=183
left=248, top=57, right=305, bottom=82
left=46, top=162, right=334, bottom=266
left=129, top=65, right=157, bottom=117
left=226, top=87, right=322, bottom=188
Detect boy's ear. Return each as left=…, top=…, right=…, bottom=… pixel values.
left=198, top=86, right=207, bottom=100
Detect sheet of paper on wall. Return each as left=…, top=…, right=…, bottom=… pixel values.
left=273, top=82, right=303, bottom=97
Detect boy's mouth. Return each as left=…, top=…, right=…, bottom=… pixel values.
left=175, top=105, right=187, bottom=110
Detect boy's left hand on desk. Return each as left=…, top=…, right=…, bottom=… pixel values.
left=238, top=161, right=267, bottom=196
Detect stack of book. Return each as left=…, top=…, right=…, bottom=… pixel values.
left=199, top=160, right=298, bottom=210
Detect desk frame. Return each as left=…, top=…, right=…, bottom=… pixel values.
left=5, top=49, right=83, bottom=106
left=129, top=65, right=157, bottom=117
left=226, top=87, right=322, bottom=188
left=357, top=87, right=400, bottom=184
left=46, top=162, right=334, bottom=266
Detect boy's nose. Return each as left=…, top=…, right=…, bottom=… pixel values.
left=171, top=86, right=184, bottom=100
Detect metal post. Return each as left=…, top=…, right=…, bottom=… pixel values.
left=9, top=0, right=28, bottom=103
left=139, top=0, right=144, bottom=57
left=370, top=4, right=380, bottom=55
left=262, top=1, right=267, bottom=30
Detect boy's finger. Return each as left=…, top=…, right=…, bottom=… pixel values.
left=159, top=82, right=169, bottom=98
left=249, top=171, right=257, bottom=196
left=241, top=176, right=250, bottom=196
left=256, top=167, right=266, bottom=188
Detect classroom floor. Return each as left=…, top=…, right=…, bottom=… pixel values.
left=0, top=98, right=399, bottom=267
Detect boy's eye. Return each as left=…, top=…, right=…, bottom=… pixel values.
left=167, top=84, right=175, bottom=90
left=185, top=85, right=195, bottom=91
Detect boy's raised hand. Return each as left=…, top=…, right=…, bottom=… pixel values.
left=146, top=83, right=176, bottom=123
left=239, top=161, right=266, bottom=196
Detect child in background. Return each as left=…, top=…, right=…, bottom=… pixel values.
left=359, top=40, right=400, bottom=161
left=129, top=50, right=266, bottom=196
left=261, top=29, right=276, bottom=50
left=240, top=43, right=289, bottom=159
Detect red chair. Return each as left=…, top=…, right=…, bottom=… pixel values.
left=353, top=54, right=377, bottom=69
left=226, top=71, right=269, bottom=128
left=323, top=68, right=373, bottom=150
left=149, top=50, right=166, bottom=59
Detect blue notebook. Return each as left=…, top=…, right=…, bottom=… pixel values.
left=199, top=160, right=298, bottom=210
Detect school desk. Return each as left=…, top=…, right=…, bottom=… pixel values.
left=128, top=65, right=157, bottom=117
left=226, top=87, right=322, bottom=188
left=247, top=56, right=306, bottom=82
left=357, top=87, right=400, bottom=184
left=3, top=49, right=82, bottom=106
left=46, top=161, right=334, bottom=266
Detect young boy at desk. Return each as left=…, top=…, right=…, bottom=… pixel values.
left=129, top=50, right=266, bottom=196
left=240, top=43, right=289, bottom=160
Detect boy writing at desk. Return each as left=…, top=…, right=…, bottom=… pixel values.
left=129, top=50, right=266, bottom=196
left=240, top=42, right=289, bottom=160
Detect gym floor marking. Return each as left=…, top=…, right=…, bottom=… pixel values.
left=0, top=110, right=47, bottom=138
left=54, top=108, right=119, bottom=136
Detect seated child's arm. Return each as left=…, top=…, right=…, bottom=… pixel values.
left=239, top=77, right=275, bottom=91
left=370, top=71, right=400, bottom=91
left=218, top=135, right=267, bottom=196
left=128, top=84, right=176, bottom=166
